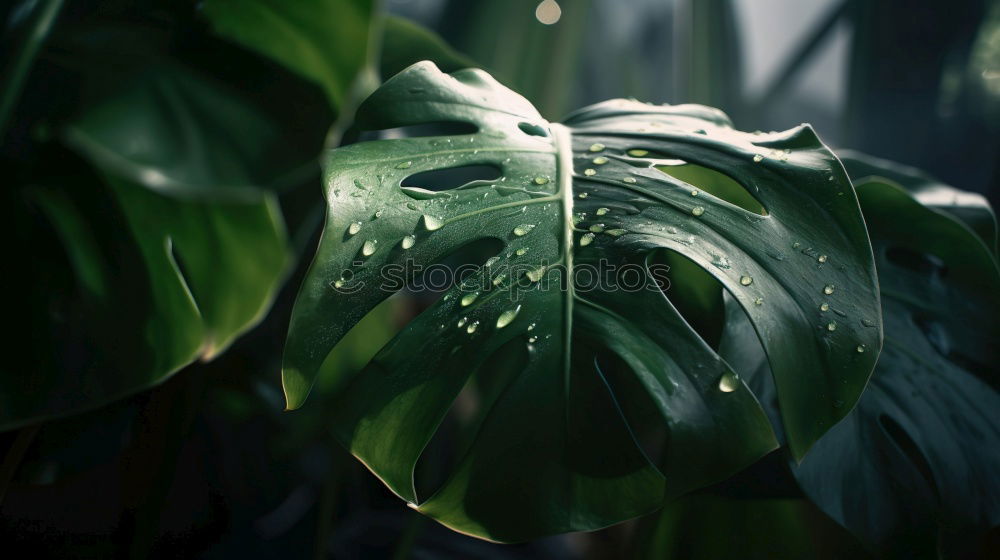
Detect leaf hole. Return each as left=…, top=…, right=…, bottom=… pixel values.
left=592, top=352, right=669, bottom=471
left=517, top=122, right=549, bottom=137
left=651, top=249, right=726, bottom=350
left=359, top=121, right=478, bottom=140
left=400, top=164, right=502, bottom=192
left=656, top=163, right=768, bottom=216
left=413, top=336, right=528, bottom=501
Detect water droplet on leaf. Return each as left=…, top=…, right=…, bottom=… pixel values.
left=513, top=224, right=536, bottom=236
left=718, top=371, right=739, bottom=392
left=496, top=305, right=522, bottom=328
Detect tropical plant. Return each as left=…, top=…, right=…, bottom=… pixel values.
left=281, top=61, right=884, bottom=541
left=3, top=0, right=998, bottom=557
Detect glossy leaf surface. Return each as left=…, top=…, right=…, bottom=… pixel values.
left=283, top=62, right=881, bottom=541
left=721, top=167, right=1000, bottom=554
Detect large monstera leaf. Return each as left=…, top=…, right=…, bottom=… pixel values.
left=283, top=62, right=882, bottom=541
left=720, top=160, right=1000, bottom=555
left=797, top=164, right=1000, bottom=554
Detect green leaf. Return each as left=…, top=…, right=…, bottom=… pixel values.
left=3, top=167, right=290, bottom=430
left=839, top=149, right=998, bottom=253
left=796, top=178, right=1000, bottom=553
left=380, top=15, right=477, bottom=78
left=62, top=63, right=316, bottom=200
left=200, top=0, right=375, bottom=109
left=721, top=168, right=1000, bottom=554
left=282, top=62, right=881, bottom=541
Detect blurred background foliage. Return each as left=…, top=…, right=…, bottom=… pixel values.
left=0, top=0, right=997, bottom=558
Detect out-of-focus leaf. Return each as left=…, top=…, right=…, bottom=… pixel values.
left=200, top=0, right=375, bottom=109
left=63, top=63, right=315, bottom=200
left=281, top=62, right=881, bottom=541
left=839, top=149, right=998, bottom=253
left=633, top=494, right=870, bottom=560
left=721, top=166, right=1000, bottom=555
left=2, top=161, right=290, bottom=431
left=379, top=15, right=476, bottom=78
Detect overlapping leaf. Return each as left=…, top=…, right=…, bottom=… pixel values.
left=720, top=158, right=1000, bottom=555
left=282, top=61, right=881, bottom=541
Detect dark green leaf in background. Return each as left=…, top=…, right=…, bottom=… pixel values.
left=201, top=0, right=376, bottom=110
left=62, top=63, right=315, bottom=200
left=282, top=61, right=882, bottom=541
left=720, top=159, right=1000, bottom=555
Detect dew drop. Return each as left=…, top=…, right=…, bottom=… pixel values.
left=534, top=176, right=549, bottom=185
left=593, top=156, right=609, bottom=165
left=527, top=322, right=536, bottom=331
left=627, top=149, right=649, bottom=157
left=691, top=206, right=705, bottom=217
left=528, top=335, right=538, bottom=343
left=422, top=214, right=444, bottom=231
left=711, top=254, right=731, bottom=269
left=516, top=248, right=529, bottom=257
left=457, top=317, right=468, bottom=328
left=485, top=256, right=500, bottom=267
left=578, top=192, right=589, bottom=199
left=792, top=242, right=801, bottom=249
left=596, top=207, right=609, bottom=216
left=817, top=254, right=828, bottom=263
left=333, top=278, right=345, bottom=289
left=861, top=318, right=876, bottom=327
left=361, top=239, right=378, bottom=256
left=347, top=222, right=362, bottom=235
left=466, top=320, right=480, bottom=334
left=513, top=224, right=536, bottom=236
left=396, top=161, right=413, bottom=169
left=826, top=322, right=837, bottom=332
left=739, top=275, right=753, bottom=286
left=718, top=371, right=739, bottom=392
left=605, top=229, right=627, bottom=236
left=589, top=224, right=605, bottom=233
left=589, top=143, right=605, bottom=152
left=690, top=189, right=699, bottom=196
left=820, top=302, right=830, bottom=311
left=496, top=305, right=522, bottom=328
left=753, top=154, right=764, bottom=163
left=754, top=297, right=764, bottom=306
left=622, top=176, right=637, bottom=184
left=823, top=284, right=835, bottom=295
left=856, top=344, right=866, bottom=353
left=492, top=275, right=505, bottom=286
left=400, top=235, right=416, bottom=249
left=526, top=266, right=546, bottom=282
left=461, top=292, right=479, bottom=306
left=584, top=168, right=597, bottom=176
left=580, top=232, right=595, bottom=246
